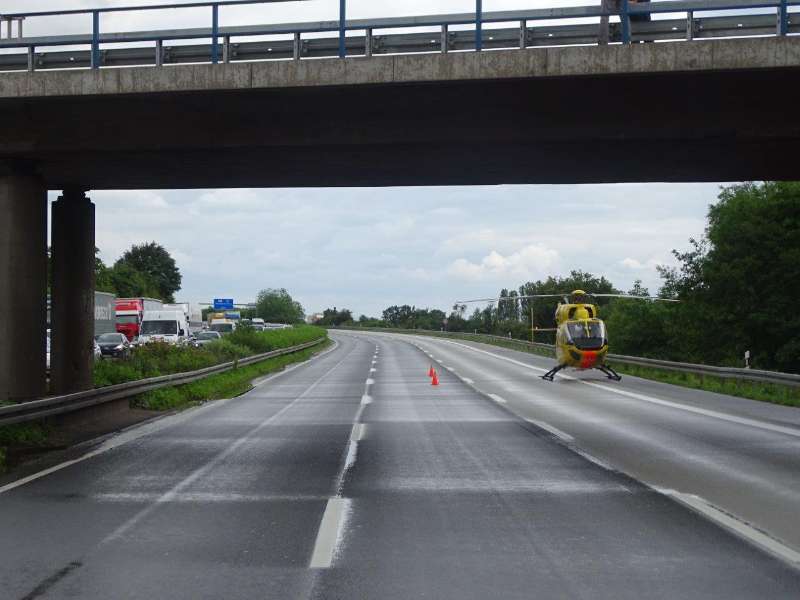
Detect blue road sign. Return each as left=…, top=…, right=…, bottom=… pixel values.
left=213, top=298, right=234, bottom=310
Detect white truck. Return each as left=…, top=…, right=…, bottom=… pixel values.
left=164, top=302, right=205, bottom=332
left=138, top=310, right=191, bottom=345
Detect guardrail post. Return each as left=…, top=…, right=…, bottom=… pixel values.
left=778, top=0, right=788, bottom=36
left=365, top=27, right=372, bottom=57
left=155, top=39, right=163, bottom=67
left=621, top=0, right=631, bottom=44
left=293, top=32, right=302, bottom=60
left=211, top=4, right=219, bottom=64
left=475, top=0, right=483, bottom=51
left=519, top=19, right=527, bottom=49
left=339, top=0, right=346, bottom=58
left=686, top=10, right=694, bottom=41
left=441, top=24, right=449, bottom=53
left=27, top=46, right=35, bottom=72
left=91, top=10, right=100, bottom=69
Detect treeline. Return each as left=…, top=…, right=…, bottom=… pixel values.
left=324, top=182, right=800, bottom=374
left=95, top=242, right=182, bottom=302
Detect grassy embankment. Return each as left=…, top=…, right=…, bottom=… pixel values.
left=0, top=326, right=329, bottom=473
left=341, top=327, right=800, bottom=408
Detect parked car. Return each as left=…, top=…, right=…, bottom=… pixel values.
left=192, top=331, right=222, bottom=348
left=95, top=332, right=132, bottom=359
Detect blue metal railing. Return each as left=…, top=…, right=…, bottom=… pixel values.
left=0, top=0, right=797, bottom=71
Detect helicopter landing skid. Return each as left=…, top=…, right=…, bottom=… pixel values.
left=541, top=364, right=566, bottom=382
left=597, top=365, right=622, bottom=381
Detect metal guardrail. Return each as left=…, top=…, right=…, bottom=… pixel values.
left=0, top=337, right=325, bottom=427
left=337, top=327, right=800, bottom=387
left=0, top=0, right=798, bottom=72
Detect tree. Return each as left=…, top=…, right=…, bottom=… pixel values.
left=115, top=242, right=182, bottom=302
left=660, top=182, right=800, bottom=372
left=255, top=288, right=305, bottom=323
left=99, top=263, right=161, bottom=299
left=317, top=307, right=354, bottom=327
left=518, top=270, right=619, bottom=343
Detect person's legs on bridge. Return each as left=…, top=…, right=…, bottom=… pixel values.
left=599, top=0, right=621, bottom=45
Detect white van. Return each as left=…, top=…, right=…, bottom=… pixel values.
left=138, top=310, right=190, bottom=345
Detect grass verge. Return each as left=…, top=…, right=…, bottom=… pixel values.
left=344, top=328, right=800, bottom=408
left=608, top=362, right=800, bottom=408
left=132, top=339, right=332, bottom=411
left=0, top=338, right=332, bottom=475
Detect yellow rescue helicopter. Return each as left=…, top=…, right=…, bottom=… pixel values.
left=456, top=290, right=677, bottom=382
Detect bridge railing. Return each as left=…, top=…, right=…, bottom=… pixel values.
left=0, top=0, right=798, bottom=72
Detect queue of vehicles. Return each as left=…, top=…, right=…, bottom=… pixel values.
left=48, top=295, right=291, bottom=368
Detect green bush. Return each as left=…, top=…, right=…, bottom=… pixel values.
left=92, top=326, right=326, bottom=389
left=204, top=338, right=251, bottom=362
left=132, top=340, right=330, bottom=411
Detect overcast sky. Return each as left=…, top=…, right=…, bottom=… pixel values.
left=9, top=1, right=728, bottom=317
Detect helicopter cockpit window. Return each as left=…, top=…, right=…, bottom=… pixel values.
left=566, top=321, right=606, bottom=350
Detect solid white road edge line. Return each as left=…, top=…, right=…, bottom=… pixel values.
left=434, top=338, right=800, bottom=440
left=665, top=491, right=800, bottom=566
left=309, top=498, right=351, bottom=569
left=488, top=393, right=507, bottom=404
left=350, top=423, right=366, bottom=442
left=525, top=418, right=575, bottom=443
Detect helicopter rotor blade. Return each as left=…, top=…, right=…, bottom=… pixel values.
left=589, top=293, right=680, bottom=302
left=455, top=294, right=565, bottom=304
left=455, top=293, right=680, bottom=304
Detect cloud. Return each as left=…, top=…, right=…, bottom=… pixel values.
left=620, top=256, right=671, bottom=271
left=448, top=244, right=560, bottom=282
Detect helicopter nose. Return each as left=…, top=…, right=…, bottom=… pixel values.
left=580, top=351, right=598, bottom=369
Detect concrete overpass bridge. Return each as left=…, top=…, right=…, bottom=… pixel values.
left=1, top=0, right=800, bottom=402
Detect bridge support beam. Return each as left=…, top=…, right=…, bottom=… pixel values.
left=0, top=171, right=48, bottom=402
left=50, top=188, right=95, bottom=395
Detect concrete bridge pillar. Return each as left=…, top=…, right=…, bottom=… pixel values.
left=0, top=171, right=48, bottom=402
left=51, top=188, right=95, bottom=395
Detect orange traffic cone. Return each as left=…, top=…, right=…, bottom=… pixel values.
left=428, top=365, right=435, bottom=378
left=431, top=370, right=439, bottom=386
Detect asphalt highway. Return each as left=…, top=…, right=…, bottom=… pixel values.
left=0, top=332, right=798, bottom=599
left=386, top=332, right=800, bottom=557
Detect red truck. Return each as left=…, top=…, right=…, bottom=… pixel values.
left=115, top=297, right=163, bottom=341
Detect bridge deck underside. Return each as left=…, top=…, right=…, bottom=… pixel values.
left=2, top=66, right=799, bottom=188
